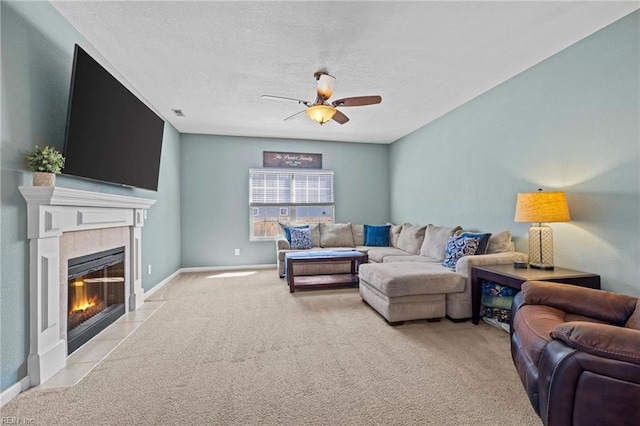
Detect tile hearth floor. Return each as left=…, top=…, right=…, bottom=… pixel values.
left=38, top=300, right=165, bottom=389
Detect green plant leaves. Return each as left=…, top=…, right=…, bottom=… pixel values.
left=25, top=145, right=65, bottom=174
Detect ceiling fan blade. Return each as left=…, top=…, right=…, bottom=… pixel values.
left=283, top=110, right=306, bottom=121
left=332, top=109, right=349, bottom=124
left=262, top=95, right=310, bottom=105
left=332, top=95, right=382, bottom=107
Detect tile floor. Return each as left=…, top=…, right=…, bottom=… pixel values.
left=38, top=300, right=165, bottom=389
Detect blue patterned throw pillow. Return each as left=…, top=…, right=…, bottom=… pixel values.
left=280, top=224, right=309, bottom=243
left=289, top=227, right=312, bottom=249
left=459, top=232, right=492, bottom=254
left=442, top=236, right=480, bottom=269
left=364, top=224, right=391, bottom=247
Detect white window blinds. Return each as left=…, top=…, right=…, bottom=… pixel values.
left=249, top=169, right=334, bottom=205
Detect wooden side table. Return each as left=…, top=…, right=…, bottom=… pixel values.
left=471, top=264, right=601, bottom=325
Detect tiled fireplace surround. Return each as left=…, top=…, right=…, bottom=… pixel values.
left=19, top=186, right=155, bottom=386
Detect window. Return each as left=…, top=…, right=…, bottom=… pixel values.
left=249, top=168, right=334, bottom=240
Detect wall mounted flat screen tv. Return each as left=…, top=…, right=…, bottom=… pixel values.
left=63, top=44, right=164, bottom=191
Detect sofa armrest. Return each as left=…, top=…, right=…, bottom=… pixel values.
left=522, top=281, right=637, bottom=325
left=276, top=237, right=290, bottom=251
left=455, top=251, right=527, bottom=278
left=551, top=321, right=640, bottom=366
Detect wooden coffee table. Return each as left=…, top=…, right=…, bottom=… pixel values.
left=285, top=251, right=368, bottom=293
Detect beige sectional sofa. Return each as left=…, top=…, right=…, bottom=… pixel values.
left=276, top=222, right=527, bottom=324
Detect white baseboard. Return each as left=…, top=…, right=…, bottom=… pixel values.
left=179, top=264, right=276, bottom=274
left=144, top=269, right=181, bottom=300
left=0, top=376, right=30, bottom=407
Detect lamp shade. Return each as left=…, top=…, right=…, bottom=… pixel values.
left=306, top=104, right=336, bottom=125
left=514, top=191, right=570, bottom=223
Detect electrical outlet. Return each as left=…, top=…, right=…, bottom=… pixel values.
left=234, top=249, right=240, bottom=256
left=147, top=264, right=152, bottom=275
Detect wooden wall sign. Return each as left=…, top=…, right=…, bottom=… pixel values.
left=263, top=151, right=322, bottom=169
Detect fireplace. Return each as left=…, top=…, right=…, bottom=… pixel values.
left=67, top=247, right=126, bottom=354
left=19, top=186, right=155, bottom=386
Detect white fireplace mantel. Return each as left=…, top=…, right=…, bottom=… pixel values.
left=19, top=186, right=156, bottom=387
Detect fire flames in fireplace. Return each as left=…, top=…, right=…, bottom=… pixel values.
left=68, top=279, right=108, bottom=330
left=69, top=279, right=98, bottom=313
left=67, top=247, right=126, bottom=353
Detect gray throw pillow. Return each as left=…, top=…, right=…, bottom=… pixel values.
left=387, top=222, right=403, bottom=248
left=487, top=231, right=512, bottom=253
left=320, top=223, right=354, bottom=247
left=308, top=223, right=320, bottom=247
left=351, top=224, right=365, bottom=246
left=420, top=224, right=463, bottom=261
left=396, top=224, right=427, bottom=254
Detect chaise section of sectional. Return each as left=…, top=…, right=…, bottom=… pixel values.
left=359, top=262, right=466, bottom=325
left=359, top=250, right=526, bottom=324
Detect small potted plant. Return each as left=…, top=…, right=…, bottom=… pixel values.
left=25, top=145, right=65, bottom=186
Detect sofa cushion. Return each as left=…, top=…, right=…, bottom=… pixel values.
left=396, top=224, right=427, bottom=254
left=359, top=263, right=466, bottom=297
left=388, top=223, right=403, bottom=248
left=383, top=255, right=435, bottom=263
left=364, top=224, right=391, bottom=247
left=487, top=231, right=512, bottom=254
left=320, top=223, right=354, bottom=247
left=289, top=227, right=312, bottom=249
left=351, top=224, right=365, bottom=246
left=420, top=224, right=463, bottom=260
left=367, top=247, right=409, bottom=263
left=458, top=232, right=492, bottom=255
left=442, top=236, right=479, bottom=268
left=308, top=223, right=320, bottom=247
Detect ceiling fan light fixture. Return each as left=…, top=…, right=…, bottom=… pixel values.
left=316, top=73, right=336, bottom=99
left=306, top=104, right=336, bottom=125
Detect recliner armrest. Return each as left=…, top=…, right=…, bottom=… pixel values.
left=551, top=321, right=640, bottom=366
left=522, top=281, right=637, bottom=325
left=537, top=339, right=640, bottom=426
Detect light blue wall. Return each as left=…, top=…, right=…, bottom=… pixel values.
left=1, top=1, right=182, bottom=392
left=390, top=11, right=639, bottom=297
left=180, top=134, right=390, bottom=267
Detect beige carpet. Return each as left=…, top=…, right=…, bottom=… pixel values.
left=3, top=269, right=540, bottom=425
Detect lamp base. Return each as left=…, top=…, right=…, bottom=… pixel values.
left=528, top=225, right=555, bottom=270
left=529, top=262, right=554, bottom=270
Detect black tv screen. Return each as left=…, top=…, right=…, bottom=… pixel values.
left=63, top=44, right=164, bottom=191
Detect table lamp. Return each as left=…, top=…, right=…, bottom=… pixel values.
left=514, top=189, right=570, bottom=269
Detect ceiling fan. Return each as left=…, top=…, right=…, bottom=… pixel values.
left=261, top=71, right=382, bottom=125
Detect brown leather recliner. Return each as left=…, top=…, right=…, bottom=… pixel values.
left=510, top=280, right=640, bottom=426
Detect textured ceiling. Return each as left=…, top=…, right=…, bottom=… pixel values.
left=50, top=1, right=638, bottom=144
